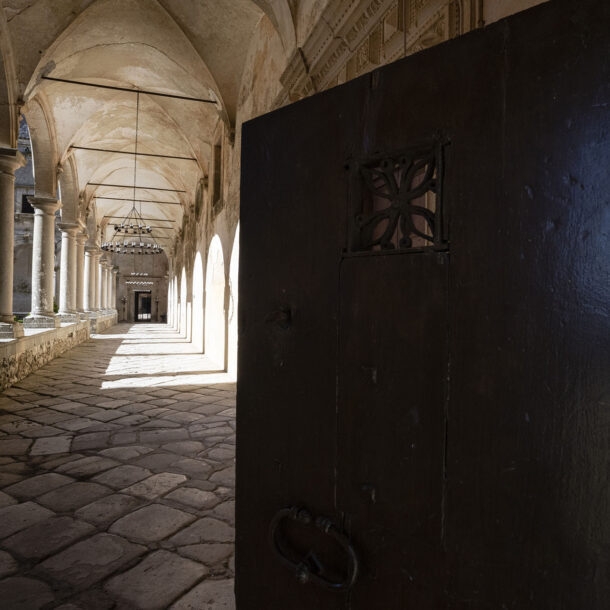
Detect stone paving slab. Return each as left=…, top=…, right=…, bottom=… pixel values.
left=0, top=549, right=18, bottom=578
left=0, top=501, right=55, bottom=538
left=4, top=472, right=74, bottom=499
left=92, top=464, right=152, bottom=489
left=0, top=323, right=236, bottom=608
left=75, top=493, right=143, bottom=526
left=110, top=504, right=196, bottom=543
left=105, top=550, right=207, bottom=610
left=3, top=516, right=95, bottom=559
left=39, top=533, right=146, bottom=589
left=37, top=481, right=112, bottom=512
left=170, top=578, right=235, bottom=610
left=122, top=472, right=187, bottom=499
left=0, top=576, right=55, bottom=610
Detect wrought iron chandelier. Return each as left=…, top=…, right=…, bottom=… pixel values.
left=101, top=92, right=164, bottom=256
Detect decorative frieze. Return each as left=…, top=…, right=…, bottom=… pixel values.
left=277, top=0, right=481, bottom=107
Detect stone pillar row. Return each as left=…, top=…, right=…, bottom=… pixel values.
left=0, top=148, right=25, bottom=338
left=0, top=145, right=117, bottom=336
left=24, top=196, right=61, bottom=328
left=76, top=231, right=87, bottom=318
left=58, top=223, right=78, bottom=322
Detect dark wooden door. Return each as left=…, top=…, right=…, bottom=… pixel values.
left=338, top=252, right=448, bottom=608
left=238, top=1, right=610, bottom=608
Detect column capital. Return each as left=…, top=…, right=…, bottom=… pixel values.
left=29, top=196, right=61, bottom=215
left=85, top=245, right=101, bottom=255
left=57, top=222, right=79, bottom=235
left=0, top=147, right=26, bottom=174
left=76, top=231, right=89, bottom=245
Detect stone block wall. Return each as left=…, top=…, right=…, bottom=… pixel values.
left=90, top=312, right=118, bottom=334
left=0, top=321, right=91, bottom=391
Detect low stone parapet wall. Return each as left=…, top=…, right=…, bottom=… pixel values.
left=89, top=311, right=118, bottom=334
left=0, top=319, right=93, bottom=391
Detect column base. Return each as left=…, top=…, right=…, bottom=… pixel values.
left=23, top=315, right=60, bottom=329
left=57, top=312, right=79, bottom=324
left=0, top=321, right=24, bottom=339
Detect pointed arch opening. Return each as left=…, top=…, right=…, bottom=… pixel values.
left=204, top=235, right=226, bottom=368
left=192, top=251, right=205, bottom=352
left=228, top=225, right=239, bottom=378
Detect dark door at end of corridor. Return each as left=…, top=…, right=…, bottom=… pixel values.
left=134, top=291, right=152, bottom=322
left=237, top=1, right=610, bottom=608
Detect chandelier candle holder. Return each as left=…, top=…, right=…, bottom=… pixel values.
left=101, top=206, right=164, bottom=255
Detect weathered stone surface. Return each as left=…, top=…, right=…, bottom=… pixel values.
left=71, top=432, right=110, bottom=451
left=207, top=447, right=234, bottom=461
left=0, top=321, right=91, bottom=392
left=110, top=504, right=196, bottom=543
left=38, top=482, right=111, bottom=512
left=0, top=550, right=18, bottom=578
left=56, top=456, right=119, bottom=477
left=161, top=440, right=205, bottom=455
left=134, top=452, right=180, bottom=471
left=30, top=435, right=73, bottom=455
left=0, top=323, right=238, bottom=604
left=0, top=439, right=32, bottom=456
left=4, top=473, right=73, bottom=499
left=105, top=550, right=207, bottom=610
left=75, top=493, right=142, bottom=526
left=3, top=516, right=95, bottom=559
left=0, top=490, right=17, bottom=508
left=123, top=472, right=186, bottom=499
left=178, top=544, right=233, bottom=566
left=169, top=518, right=235, bottom=545
left=0, top=472, right=24, bottom=487
left=209, top=466, right=235, bottom=487
left=0, top=501, right=55, bottom=538
left=212, top=500, right=235, bottom=524
left=164, top=487, right=219, bottom=510
left=92, top=465, right=152, bottom=489
left=99, top=445, right=153, bottom=461
left=140, top=429, right=189, bottom=444
left=0, top=576, right=55, bottom=610
left=170, top=578, right=235, bottom=610
left=39, top=533, right=145, bottom=588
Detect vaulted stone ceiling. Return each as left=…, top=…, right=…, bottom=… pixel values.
left=0, top=0, right=291, bottom=244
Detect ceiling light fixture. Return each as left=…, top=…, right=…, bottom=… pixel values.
left=100, top=92, right=164, bottom=257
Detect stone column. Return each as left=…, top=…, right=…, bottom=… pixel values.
left=76, top=231, right=87, bottom=318
left=0, top=148, right=25, bottom=338
left=110, top=268, right=118, bottom=311
left=24, top=196, right=61, bottom=328
left=91, top=251, right=99, bottom=311
left=97, top=257, right=105, bottom=311
left=84, top=246, right=98, bottom=313
left=57, top=223, right=78, bottom=322
left=105, top=262, right=112, bottom=310
left=102, top=261, right=110, bottom=310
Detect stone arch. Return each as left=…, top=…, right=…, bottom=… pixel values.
left=59, top=155, right=80, bottom=223
left=204, top=235, right=226, bottom=368
left=192, top=251, right=205, bottom=353
left=180, top=267, right=188, bottom=337
left=228, top=224, right=240, bottom=377
left=0, top=9, right=19, bottom=148
left=22, top=96, right=58, bottom=198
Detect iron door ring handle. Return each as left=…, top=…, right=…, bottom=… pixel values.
left=269, top=506, right=359, bottom=592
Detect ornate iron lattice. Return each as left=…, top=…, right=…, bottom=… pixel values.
left=347, top=141, right=447, bottom=253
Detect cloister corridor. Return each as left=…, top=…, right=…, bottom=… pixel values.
left=0, top=323, right=236, bottom=610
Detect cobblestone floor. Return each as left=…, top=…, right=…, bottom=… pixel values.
left=0, top=323, right=236, bottom=609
